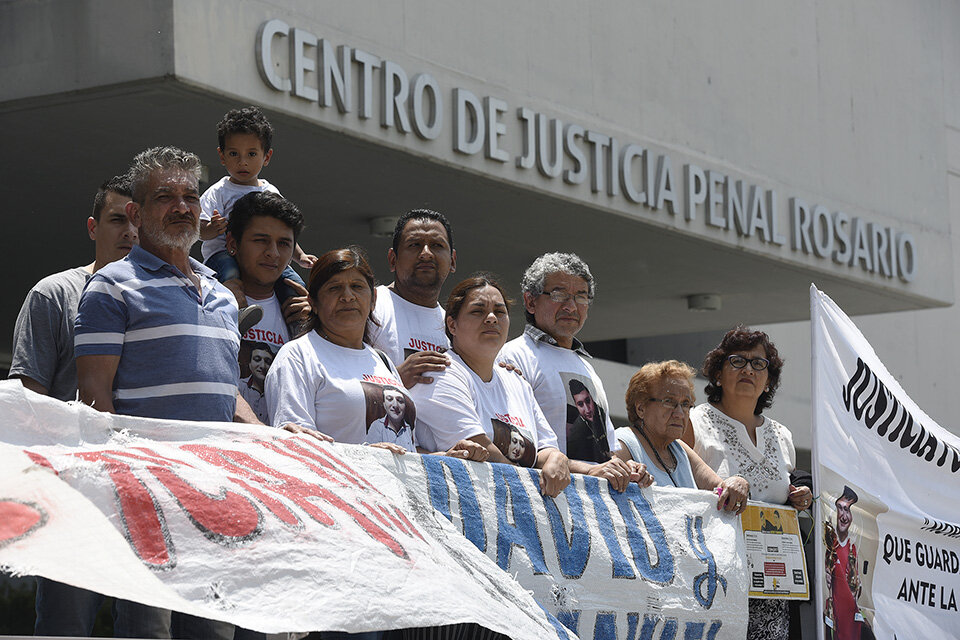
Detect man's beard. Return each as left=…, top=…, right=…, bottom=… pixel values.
left=142, top=216, right=200, bottom=253
left=400, top=266, right=443, bottom=293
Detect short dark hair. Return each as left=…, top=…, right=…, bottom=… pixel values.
left=227, top=192, right=304, bottom=242
left=392, top=209, right=454, bottom=253
left=568, top=379, right=589, bottom=396
left=301, top=247, right=378, bottom=341
left=92, top=174, right=132, bottom=221
left=217, top=106, right=274, bottom=152
left=837, top=485, right=859, bottom=505
left=248, top=341, right=273, bottom=355
left=444, top=273, right=511, bottom=342
left=702, top=326, right=784, bottom=415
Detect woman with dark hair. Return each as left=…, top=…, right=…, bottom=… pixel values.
left=683, top=326, right=812, bottom=640
left=265, top=247, right=414, bottom=453
left=266, top=247, right=487, bottom=468
left=410, top=274, right=571, bottom=497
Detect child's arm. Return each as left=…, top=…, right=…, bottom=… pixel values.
left=200, top=211, right=228, bottom=240
left=293, top=243, right=318, bottom=268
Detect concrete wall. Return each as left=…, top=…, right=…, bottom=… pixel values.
left=0, top=0, right=173, bottom=101
left=748, top=0, right=960, bottom=448
left=2, top=0, right=957, bottom=450
left=167, top=0, right=953, bottom=305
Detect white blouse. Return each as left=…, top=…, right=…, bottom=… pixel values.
left=690, top=403, right=796, bottom=504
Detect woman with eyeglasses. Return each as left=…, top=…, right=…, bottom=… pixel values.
left=612, top=360, right=749, bottom=512
left=683, top=326, right=811, bottom=640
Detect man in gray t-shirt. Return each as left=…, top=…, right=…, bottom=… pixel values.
left=10, top=177, right=137, bottom=401
left=11, top=267, right=92, bottom=401
left=9, top=175, right=137, bottom=637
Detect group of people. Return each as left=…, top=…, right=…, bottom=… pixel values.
left=11, top=106, right=812, bottom=640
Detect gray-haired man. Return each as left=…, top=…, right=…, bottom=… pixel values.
left=499, top=252, right=649, bottom=491
left=75, top=146, right=250, bottom=639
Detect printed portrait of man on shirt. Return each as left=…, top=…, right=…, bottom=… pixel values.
left=563, top=375, right=613, bottom=462
left=239, top=340, right=277, bottom=423
left=363, top=381, right=416, bottom=450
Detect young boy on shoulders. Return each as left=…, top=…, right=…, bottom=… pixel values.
left=199, top=106, right=316, bottom=306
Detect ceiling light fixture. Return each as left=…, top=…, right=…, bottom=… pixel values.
left=369, top=216, right=399, bottom=238
left=687, top=293, right=721, bottom=312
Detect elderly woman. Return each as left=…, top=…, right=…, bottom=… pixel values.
left=683, top=326, right=812, bottom=640
left=613, top=360, right=749, bottom=512
left=266, top=248, right=485, bottom=460
left=410, top=274, right=571, bottom=497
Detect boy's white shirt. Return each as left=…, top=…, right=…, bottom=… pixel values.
left=199, top=177, right=281, bottom=261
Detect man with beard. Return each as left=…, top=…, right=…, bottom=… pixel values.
left=368, top=209, right=457, bottom=388
left=75, top=146, right=252, bottom=639
left=500, top=253, right=650, bottom=492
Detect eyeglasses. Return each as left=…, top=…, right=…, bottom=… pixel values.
left=726, top=354, right=770, bottom=371
left=540, top=290, right=592, bottom=306
left=647, top=397, right=694, bottom=412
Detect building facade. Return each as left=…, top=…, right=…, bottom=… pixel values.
left=3, top=0, right=959, bottom=465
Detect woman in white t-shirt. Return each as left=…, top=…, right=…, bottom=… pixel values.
left=267, top=252, right=493, bottom=640
left=266, top=249, right=488, bottom=464
left=410, top=274, right=571, bottom=497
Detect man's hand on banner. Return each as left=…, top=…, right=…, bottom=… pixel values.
left=537, top=449, right=571, bottom=498
left=787, top=484, right=813, bottom=511
left=443, top=439, right=491, bottom=462
left=716, top=475, right=750, bottom=514
left=369, top=442, right=409, bottom=455
left=280, top=422, right=334, bottom=442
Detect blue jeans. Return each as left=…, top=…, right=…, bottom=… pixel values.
left=34, top=577, right=104, bottom=636
left=205, top=250, right=305, bottom=305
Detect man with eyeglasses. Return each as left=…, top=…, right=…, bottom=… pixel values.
left=500, top=253, right=650, bottom=492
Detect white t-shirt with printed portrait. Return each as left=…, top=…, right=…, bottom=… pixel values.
left=238, top=293, right=289, bottom=423
left=266, top=330, right=415, bottom=451
left=499, top=331, right=620, bottom=461
left=368, top=285, right=450, bottom=368
left=409, top=352, right=558, bottom=465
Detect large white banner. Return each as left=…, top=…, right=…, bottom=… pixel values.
left=0, top=380, right=747, bottom=638
left=811, top=286, right=960, bottom=640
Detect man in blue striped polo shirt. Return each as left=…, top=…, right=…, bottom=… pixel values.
left=76, top=146, right=242, bottom=422
left=75, top=146, right=247, bottom=639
